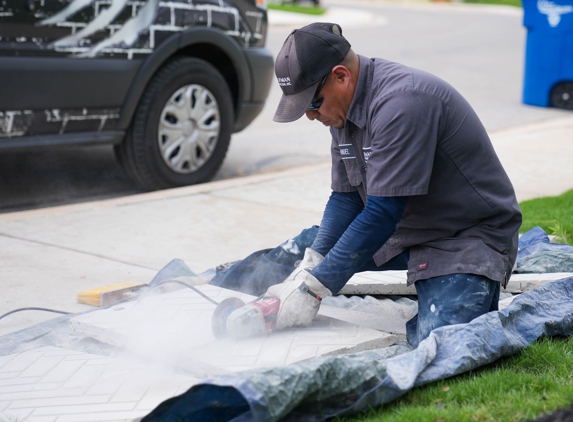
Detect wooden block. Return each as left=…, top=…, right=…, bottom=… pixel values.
left=77, top=283, right=148, bottom=307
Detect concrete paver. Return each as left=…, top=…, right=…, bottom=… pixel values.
left=504, top=272, right=573, bottom=293
left=69, top=285, right=400, bottom=374
left=0, top=346, right=200, bottom=422
left=340, top=270, right=573, bottom=295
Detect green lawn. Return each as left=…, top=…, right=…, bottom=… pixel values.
left=337, top=336, right=573, bottom=422
left=267, top=3, right=326, bottom=15
left=335, top=189, right=573, bottom=421
left=463, top=0, right=521, bottom=7
left=520, top=189, right=573, bottom=244
left=267, top=0, right=521, bottom=15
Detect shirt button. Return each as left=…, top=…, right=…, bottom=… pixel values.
left=362, top=166, right=366, bottom=172
left=350, top=132, right=356, bottom=139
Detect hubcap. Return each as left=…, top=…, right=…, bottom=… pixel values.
left=158, top=84, right=220, bottom=174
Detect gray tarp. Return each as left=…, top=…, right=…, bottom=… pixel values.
left=517, top=226, right=573, bottom=273
left=143, top=276, right=573, bottom=422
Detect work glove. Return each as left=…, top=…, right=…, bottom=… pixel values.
left=266, top=249, right=332, bottom=330
left=295, top=247, right=324, bottom=271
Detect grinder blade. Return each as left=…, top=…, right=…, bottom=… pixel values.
left=211, top=297, right=246, bottom=339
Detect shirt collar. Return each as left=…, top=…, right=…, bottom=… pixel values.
left=345, top=55, right=374, bottom=130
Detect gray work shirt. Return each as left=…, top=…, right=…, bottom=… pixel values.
left=330, top=55, right=522, bottom=287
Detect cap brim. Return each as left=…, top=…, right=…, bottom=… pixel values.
left=273, top=80, right=321, bottom=123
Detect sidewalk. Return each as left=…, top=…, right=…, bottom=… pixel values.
left=266, top=0, right=522, bottom=29
left=268, top=6, right=379, bottom=28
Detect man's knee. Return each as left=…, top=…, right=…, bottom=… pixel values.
left=407, top=273, right=500, bottom=347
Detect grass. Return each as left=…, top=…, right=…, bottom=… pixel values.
left=337, top=336, right=573, bottom=422
left=267, top=3, right=327, bottom=15
left=267, top=0, right=522, bottom=15
left=463, top=0, right=522, bottom=7
left=334, top=190, right=573, bottom=421
left=520, top=189, right=573, bottom=244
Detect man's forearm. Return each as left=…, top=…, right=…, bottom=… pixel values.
left=311, top=190, right=364, bottom=256
left=311, top=195, right=408, bottom=293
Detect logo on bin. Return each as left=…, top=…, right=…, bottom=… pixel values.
left=538, top=0, right=573, bottom=27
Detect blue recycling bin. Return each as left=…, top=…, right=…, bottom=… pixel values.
left=523, top=0, right=573, bottom=108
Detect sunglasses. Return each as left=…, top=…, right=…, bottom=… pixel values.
left=307, top=73, right=329, bottom=111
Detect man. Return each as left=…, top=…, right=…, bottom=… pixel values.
left=264, top=22, right=522, bottom=347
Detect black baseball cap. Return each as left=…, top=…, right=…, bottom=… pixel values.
left=273, top=22, right=351, bottom=123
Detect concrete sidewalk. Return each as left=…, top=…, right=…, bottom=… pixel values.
left=1, top=114, right=573, bottom=337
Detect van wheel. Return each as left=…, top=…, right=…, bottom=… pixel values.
left=116, top=57, right=233, bottom=190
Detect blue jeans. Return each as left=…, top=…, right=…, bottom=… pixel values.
left=406, top=273, right=500, bottom=348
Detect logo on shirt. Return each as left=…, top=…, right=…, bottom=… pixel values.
left=363, top=147, right=372, bottom=162
left=339, top=144, right=356, bottom=160
left=277, top=77, right=292, bottom=86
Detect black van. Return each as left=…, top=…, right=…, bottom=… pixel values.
left=0, top=0, right=274, bottom=189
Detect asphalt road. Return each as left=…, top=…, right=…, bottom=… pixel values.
left=0, top=0, right=570, bottom=212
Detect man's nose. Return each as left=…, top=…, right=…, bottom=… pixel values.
left=306, top=110, right=319, bottom=120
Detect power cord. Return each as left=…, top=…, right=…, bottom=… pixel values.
left=0, top=307, right=71, bottom=322
left=0, top=279, right=220, bottom=322
left=150, top=279, right=220, bottom=306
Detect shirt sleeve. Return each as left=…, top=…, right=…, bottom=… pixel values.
left=310, top=191, right=364, bottom=257
left=310, top=195, right=408, bottom=294
left=366, top=90, right=444, bottom=197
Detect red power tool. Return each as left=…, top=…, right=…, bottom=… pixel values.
left=211, top=297, right=280, bottom=339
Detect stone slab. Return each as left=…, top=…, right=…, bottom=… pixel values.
left=339, top=271, right=414, bottom=296
left=498, top=295, right=516, bottom=310
left=70, top=285, right=400, bottom=375
left=504, top=273, right=573, bottom=293
left=0, top=346, right=199, bottom=422
left=319, top=305, right=408, bottom=336
left=339, top=270, right=573, bottom=295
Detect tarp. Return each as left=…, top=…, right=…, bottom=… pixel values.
left=209, top=226, right=318, bottom=296
left=142, top=276, right=573, bottom=422
left=517, top=226, right=573, bottom=273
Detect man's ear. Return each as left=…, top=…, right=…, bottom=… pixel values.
left=331, top=65, right=351, bottom=86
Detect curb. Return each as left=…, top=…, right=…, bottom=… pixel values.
left=0, top=161, right=331, bottom=222
left=488, top=114, right=573, bottom=138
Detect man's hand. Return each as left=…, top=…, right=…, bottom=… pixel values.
left=295, top=247, right=324, bottom=271
left=266, top=248, right=332, bottom=330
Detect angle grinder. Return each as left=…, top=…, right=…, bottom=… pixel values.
left=211, top=296, right=280, bottom=339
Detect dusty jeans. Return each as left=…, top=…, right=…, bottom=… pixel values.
left=406, top=273, right=500, bottom=348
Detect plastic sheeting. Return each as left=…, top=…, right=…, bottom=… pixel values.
left=142, top=276, right=573, bottom=422
left=517, top=226, right=573, bottom=273
left=209, top=227, right=318, bottom=296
